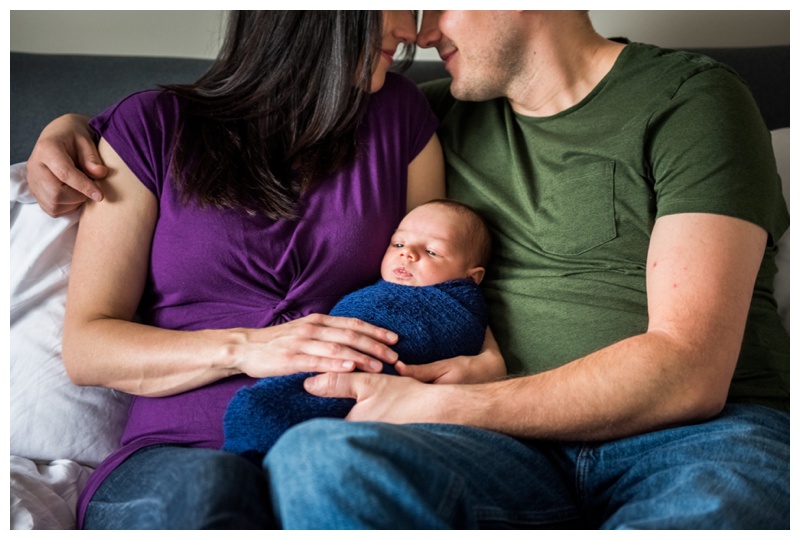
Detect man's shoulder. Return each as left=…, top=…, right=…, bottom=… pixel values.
left=622, top=42, right=744, bottom=87
left=418, top=78, right=457, bottom=121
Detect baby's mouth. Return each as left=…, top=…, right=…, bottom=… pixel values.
left=393, top=267, right=412, bottom=278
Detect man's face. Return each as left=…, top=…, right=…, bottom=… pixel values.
left=417, top=10, right=525, bottom=101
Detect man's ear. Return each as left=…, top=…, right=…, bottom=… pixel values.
left=467, top=267, right=485, bottom=284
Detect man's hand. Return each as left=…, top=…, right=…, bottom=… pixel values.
left=394, top=355, right=504, bottom=384
left=304, top=371, right=450, bottom=424
left=396, top=327, right=507, bottom=384
left=27, top=114, right=108, bottom=217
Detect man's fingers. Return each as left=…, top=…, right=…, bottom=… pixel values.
left=75, top=137, right=109, bottom=181
left=395, top=361, right=444, bottom=382
left=26, top=164, right=84, bottom=217
left=304, top=372, right=362, bottom=399
left=56, top=163, right=104, bottom=202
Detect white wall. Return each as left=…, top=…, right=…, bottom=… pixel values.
left=10, top=10, right=790, bottom=62
left=10, top=11, right=226, bottom=59
left=589, top=11, right=790, bottom=47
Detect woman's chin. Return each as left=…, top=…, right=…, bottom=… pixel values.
left=370, top=70, right=388, bottom=93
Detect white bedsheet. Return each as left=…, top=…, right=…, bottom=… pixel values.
left=10, top=456, right=93, bottom=530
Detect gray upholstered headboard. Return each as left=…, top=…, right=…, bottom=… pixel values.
left=10, top=45, right=789, bottom=164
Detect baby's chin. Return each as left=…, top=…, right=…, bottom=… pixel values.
left=382, top=274, right=419, bottom=287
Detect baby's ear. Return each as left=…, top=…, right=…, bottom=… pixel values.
left=467, top=267, right=485, bottom=285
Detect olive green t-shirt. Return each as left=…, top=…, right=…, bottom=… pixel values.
left=422, top=42, right=789, bottom=412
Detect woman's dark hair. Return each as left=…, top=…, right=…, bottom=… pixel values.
left=164, top=11, right=385, bottom=219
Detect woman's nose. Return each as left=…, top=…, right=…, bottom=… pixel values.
left=393, top=13, right=417, bottom=44
left=416, top=11, right=442, bottom=49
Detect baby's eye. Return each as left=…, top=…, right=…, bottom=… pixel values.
left=427, top=250, right=437, bottom=257
left=393, top=242, right=404, bottom=248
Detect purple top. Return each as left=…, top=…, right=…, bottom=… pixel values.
left=77, top=72, right=438, bottom=526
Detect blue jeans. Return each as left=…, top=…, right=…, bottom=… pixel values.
left=265, top=404, right=789, bottom=529
left=84, top=445, right=276, bottom=529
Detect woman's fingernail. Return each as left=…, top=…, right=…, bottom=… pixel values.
left=342, top=361, right=354, bottom=370
left=370, top=360, right=383, bottom=372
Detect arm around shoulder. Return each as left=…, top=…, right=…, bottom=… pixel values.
left=27, top=114, right=108, bottom=217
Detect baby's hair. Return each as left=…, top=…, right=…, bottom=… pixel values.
left=421, top=199, right=492, bottom=268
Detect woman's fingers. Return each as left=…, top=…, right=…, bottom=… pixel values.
left=286, top=338, right=385, bottom=373
left=239, top=313, right=399, bottom=378
left=299, top=314, right=399, bottom=367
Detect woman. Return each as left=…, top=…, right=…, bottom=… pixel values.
left=57, top=11, right=502, bottom=529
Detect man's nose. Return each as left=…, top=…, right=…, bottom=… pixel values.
left=416, top=11, right=442, bottom=49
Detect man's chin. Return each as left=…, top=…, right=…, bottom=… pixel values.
left=448, top=80, right=500, bottom=102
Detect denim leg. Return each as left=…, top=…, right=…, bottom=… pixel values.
left=584, top=404, right=790, bottom=529
left=265, top=419, right=582, bottom=529
left=84, top=445, right=276, bottom=529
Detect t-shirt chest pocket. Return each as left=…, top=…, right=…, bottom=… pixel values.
left=533, top=160, right=617, bottom=256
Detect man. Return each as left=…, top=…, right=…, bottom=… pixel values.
left=26, top=11, right=788, bottom=529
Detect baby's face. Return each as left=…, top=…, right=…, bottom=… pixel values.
left=380, top=204, right=477, bottom=287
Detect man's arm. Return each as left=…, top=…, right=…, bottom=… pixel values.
left=27, top=114, right=108, bottom=217
left=305, top=212, right=767, bottom=440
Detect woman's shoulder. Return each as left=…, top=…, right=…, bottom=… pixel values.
left=95, top=88, right=180, bottom=122
left=363, top=72, right=439, bottom=162
left=91, top=89, right=181, bottom=133
left=89, top=89, right=184, bottom=195
left=368, top=72, right=437, bottom=127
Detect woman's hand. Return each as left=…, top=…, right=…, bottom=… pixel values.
left=27, top=113, right=108, bottom=217
left=394, top=327, right=507, bottom=384
left=231, top=313, right=401, bottom=379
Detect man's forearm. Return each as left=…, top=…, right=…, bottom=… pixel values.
left=441, top=329, right=732, bottom=441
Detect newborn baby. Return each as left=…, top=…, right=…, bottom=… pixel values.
left=223, top=199, right=493, bottom=458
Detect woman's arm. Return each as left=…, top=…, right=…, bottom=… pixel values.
left=27, top=114, right=108, bottom=217
left=406, top=133, right=445, bottom=212
left=62, top=138, right=402, bottom=398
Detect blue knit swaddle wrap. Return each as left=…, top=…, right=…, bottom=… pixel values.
left=222, top=279, right=487, bottom=459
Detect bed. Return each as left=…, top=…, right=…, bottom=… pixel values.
left=9, top=47, right=789, bottom=529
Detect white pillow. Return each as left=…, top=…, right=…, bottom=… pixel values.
left=10, top=162, right=131, bottom=468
